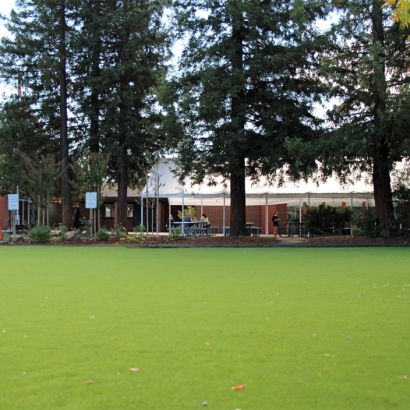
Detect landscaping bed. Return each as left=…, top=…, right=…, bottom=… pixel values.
left=2, top=232, right=410, bottom=246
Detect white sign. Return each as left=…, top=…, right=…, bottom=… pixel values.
left=8, top=194, right=19, bottom=210
left=85, top=192, right=98, bottom=209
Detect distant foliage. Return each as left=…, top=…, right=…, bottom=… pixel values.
left=28, top=225, right=51, bottom=243
left=304, top=205, right=353, bottom=234
left=96, top=228, right=111, bottom=242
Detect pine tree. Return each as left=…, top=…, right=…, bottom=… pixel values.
left=0, top=95, right=52, bottom=196
left=0, top=0, right=75, bottom=228
left=72, top=0, right=172, bottom=227
left=320, top=0, right=410, bottom=231
left=167, top=0, right=328, bottom=236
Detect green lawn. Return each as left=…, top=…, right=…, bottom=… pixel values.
left=0, top=246, right=409, bottom=409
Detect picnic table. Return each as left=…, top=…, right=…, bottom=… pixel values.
left=286, top=222, right=305, bottom=237
left=171, top=221, right=209, bottom=237
left=224, top=222, right=259, bottom=236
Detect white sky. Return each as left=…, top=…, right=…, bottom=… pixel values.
left=0, top=0, right=15, bottom=37
left=0, top=0, right=15, bottom=97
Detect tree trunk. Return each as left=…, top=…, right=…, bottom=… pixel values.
left=373, top=155, right=394, bottom=229
left=230, top=157, right=247, bottom=236
left=371, top=0, right=393, bottom=231
left=89, top=11, right=101, bottom=153
left=229, top=10, right=247, bottom=236
left=59, top=0, right=72, bottom=229
left=116, top=148, right=128, bottom=227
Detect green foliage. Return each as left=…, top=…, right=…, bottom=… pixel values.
left=28, top=225, right=51, bottom=243
left=0, top=0, right=172, bottom=227
left=76, top=217, right=92, bottom=239
left=133, top=224, right=147, bottom=233
left=165, top=228, right=183, bottom=242
left=317, top=0, right=410, bottom=229
left=304, top=205, right=353, bottom=234
left=70, top=150, right=110, bottom=203
left=393, top=185, right=410, bottom=228
left=166, top=0, right=328, bottom=235
left=96, top=227, right=111, bottom=242
left=177, top=206, right=196, bottom=220
left=0, top=97, right=53, bottom=196
left=71, top=0, right=172, bottom=226
left=53, top=225, right=68, bottom=243
left=351, top=210, right=379, bottom=238
left=112, top=223, right=127, bottom=240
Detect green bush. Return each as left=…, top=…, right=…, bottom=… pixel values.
left=28, top=225, right=51, bottom=243
left=304, top=205, right=352, bottom=234
left=133, top=224, right=146, bottom=233
left=53, top=225, right=68, bottom=243
left=96, top=228, right=111, bottom=241
left=112, top=223, right=127, bottom=240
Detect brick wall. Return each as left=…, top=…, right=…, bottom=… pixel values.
left=261, top=204, right=288, bottom=234
left=0, top=196, right=10, bottom=230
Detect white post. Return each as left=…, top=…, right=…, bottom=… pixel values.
left=168, top=202, right=172, bottom=236
left=265, top=193, right=269, bottom=237
left=140, top=196, right=143, bottom=228
left=223, top=193, right=226, bottom=235
left=182, top=194, right=185, bottom=233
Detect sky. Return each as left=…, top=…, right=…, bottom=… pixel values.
left=0, top=0, right=15, bottom=97
left=0, top=0, right=15, bottom=37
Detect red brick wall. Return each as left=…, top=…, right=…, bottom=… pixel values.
left=261, top=204, right=288, bottom=234
left=0, top=196, right=10, bottom=230
left=194, top=205, right=261, bottom=233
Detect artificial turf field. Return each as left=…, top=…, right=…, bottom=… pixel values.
left=0, top=247, right=409, bottom=410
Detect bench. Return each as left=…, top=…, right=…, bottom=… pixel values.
left=251, top=226, right=261, bottom=237
left=190, top=227, right=208, bottom=237
left=206, top=226, right=218, bottom=236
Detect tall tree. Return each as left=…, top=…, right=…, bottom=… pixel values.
left=0, top=95, right=52, bottom=196
left=317, top=0, right=410, bottom=231
left=72, top=0, right=172, bottom=227
left=167, top=0, right=327, bottom=236
left=0, top=0, right=74, bottom=227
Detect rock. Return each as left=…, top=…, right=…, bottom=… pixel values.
left=64, top=231, right=76, bottom=241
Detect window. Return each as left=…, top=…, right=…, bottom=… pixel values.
left=127, top=204, right=133, bottom=218
left=104, top=204, right=114, bottom=218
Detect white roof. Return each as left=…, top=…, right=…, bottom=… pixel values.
left=142, top=158, right=375, bottom=207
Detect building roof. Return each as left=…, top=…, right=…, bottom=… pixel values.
left=142, top=158, right=375, bottom=207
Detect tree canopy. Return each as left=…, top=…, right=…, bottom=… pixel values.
left=0, top=0, right=172, bottom=227
left=166, top=0, right=328, bottom=235
left=315, top=0, right=410, bottom=230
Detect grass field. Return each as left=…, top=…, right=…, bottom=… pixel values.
left=0, top=246, right=409, bottom=410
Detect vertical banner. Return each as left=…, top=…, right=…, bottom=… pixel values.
left=85, top=192, right=98, bottom=238
left=85, top=192, right=98, bottom=209
left=8, top=194, right=19, bottom=211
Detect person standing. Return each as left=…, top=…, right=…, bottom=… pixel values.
left=272, top=211, right=280, bottom=236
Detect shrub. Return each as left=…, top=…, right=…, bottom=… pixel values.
left=96, top=228, right=111, bottom=241
left=76, top=217, right=92, bottom=238
left=304, top=205, right=352, bottom=235
left=112, top=223, right=127, bottom=240
left=350, top=209, right=394, bottom=238
left=53, top=225, right=68, bottom=243
left=28, top=225, right=51, bottom=243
